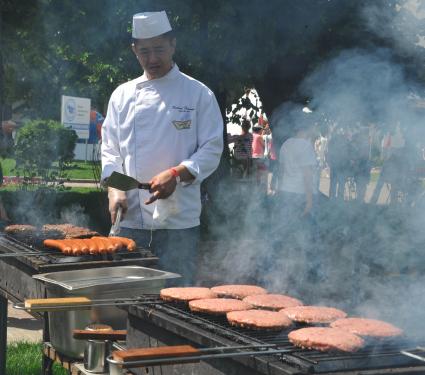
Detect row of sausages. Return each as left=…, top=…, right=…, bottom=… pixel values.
left=43, top=236, right=136, bottom=255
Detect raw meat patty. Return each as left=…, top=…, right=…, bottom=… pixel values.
left=160, top=287, right=217, bottom=302
left=227, top=309, right=292, bottom=330
left=281, top=306, right=347, bottom=324
left=211, top=285, right=267, bottom=299
left=189, top=298, right=252, bottom=315
left=243, top=294, right=303, bottom=311
left=289, top=327, right=365, bottom=352
left=330, top=318, right=403, bottom=338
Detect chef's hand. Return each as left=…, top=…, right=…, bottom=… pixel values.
left=108, top=187, right=128, bottom=224
left=145, top=169, right=177, bottom=205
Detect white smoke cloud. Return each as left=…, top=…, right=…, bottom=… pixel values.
left=197, top=1, right=425, bottom=340
left=363, top=0, right=425, bottom=57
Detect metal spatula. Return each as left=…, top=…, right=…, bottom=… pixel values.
left=109, top=206, right=122, bottom=236
left=106, top=172, right=151, bottom=191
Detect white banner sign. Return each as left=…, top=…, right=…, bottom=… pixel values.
left=61, top=95, right=91, bottom=139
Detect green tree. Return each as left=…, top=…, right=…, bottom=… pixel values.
left=14, top=119, right=77, bottom=183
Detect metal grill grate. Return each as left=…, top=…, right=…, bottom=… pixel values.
left=0, top=233, right=156, bottom=272
left=144, top=302, right=425, bottom=374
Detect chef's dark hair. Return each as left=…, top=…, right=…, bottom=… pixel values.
left=132, top=30, right=176, bottom=45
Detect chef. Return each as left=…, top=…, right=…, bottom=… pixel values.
left=101, top=11, right=223, bottom=284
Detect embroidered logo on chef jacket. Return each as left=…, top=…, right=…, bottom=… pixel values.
left=172, top=120, right=192, bottom=130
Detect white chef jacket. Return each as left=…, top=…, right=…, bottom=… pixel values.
left=101, top=64, right=223, bottom=229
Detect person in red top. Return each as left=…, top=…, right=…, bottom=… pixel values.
left=252, top=124, right=268, bottom=188
left=252, top=124, right=265, bottom=157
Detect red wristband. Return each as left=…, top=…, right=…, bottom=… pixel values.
left=169, top=168, right=179, bottom=178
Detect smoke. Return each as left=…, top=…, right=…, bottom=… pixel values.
left=301, top=48, right=416, bottom=128
left=59, top=204, right=91, bottom=228
left=362, top=0, right=425, bottom=60
left=198, top=1, right=425, bottom=340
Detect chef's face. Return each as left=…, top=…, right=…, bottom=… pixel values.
left=132, top=34, right=176, bottom=80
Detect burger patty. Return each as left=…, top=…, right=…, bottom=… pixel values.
left=227, top=309, right=293, bottom=330
left=160, top=287, right=217, bottom=302
left=288, top=327, right=365, bottom=352
left=189, top=298, right=252, bottom=315
left=210, top=284, right=267, bottom=299
left=281, top=306, right=347, bottom=323
left=5, top=224, right=37, bottom=235
left=330, top=318, right=403, bottom=338
left=42, top=224, right=99, bottom=239
left=243, top=294, right=303, bottom=311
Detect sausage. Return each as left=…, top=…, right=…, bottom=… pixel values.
left=109, top=237, right=137, bottom=252
left=70, top=239, right=83, bottom=256
left=84, top=239, right=99, bottom=255
left=77, top=239, right=90, bottom=255
left=91, top=237, right=107, bottom=254
left=44, top=239, right=72, bottom=255
left=62, top=240, right=75, bottom=255
left=108, top=237, right=124, bottom=252
left=91, top=237, right=116, bottom=254
left=101, top=237, right=116, bottom=253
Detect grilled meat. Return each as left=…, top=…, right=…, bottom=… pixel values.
left=330, top=318, right=403, bottom=338
left=189, top=298, right=252, bottom=315
left=288, top=327, right=365, bottom=352
left=227, top=309, right=292, bottom=330
left=160, top=287, right=217, bottom=302
left=243, top=294, right=303, bottom=311
left=42, top=224, right=99, bottom=239
left=4, top=224, right=37, bottom=235
left=43, top=236, right=135, bottom=255
left=281, top=306, right=347, bottom=324
left=210, top=285, right=267, bottom=299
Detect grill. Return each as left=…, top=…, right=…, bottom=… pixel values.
left=125, top=301, right=425, bottom=375
left=0, top=233, right=157, bottom=273
left=0, top=231, right=158, bottom=375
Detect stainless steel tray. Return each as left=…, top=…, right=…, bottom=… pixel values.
left=33, top=266, right=180, bottom=359
left=33, top=265, right=180, bottom=291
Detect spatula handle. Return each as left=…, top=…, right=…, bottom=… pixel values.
left=138, top=183, right=151, bottom=190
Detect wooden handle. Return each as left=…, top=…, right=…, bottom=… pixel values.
left=113, top=345, right=200, bottom=365
left=24, top=297, right=92, bottom=311
left=73, top=329, right=127, bottom=341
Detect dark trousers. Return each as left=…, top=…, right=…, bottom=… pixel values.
left=119, top=226, right=200, bottom=286
left=264, top=192, right=324, bottom=289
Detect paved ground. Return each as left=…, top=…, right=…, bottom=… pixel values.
left=318, top=168, right=389, bottom=204
left=7, top=301, right=42, bottom=343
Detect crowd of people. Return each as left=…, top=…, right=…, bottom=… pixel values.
left=227, top=116, right=277, bottom=192
left=227, top=114, right=425, bottom=207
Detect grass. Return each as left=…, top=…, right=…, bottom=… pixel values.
left=0, top=159, right=100, bottom=180
left=7, top=342, right=67, bottom=375
left=0, top=185, right=101, bottom=193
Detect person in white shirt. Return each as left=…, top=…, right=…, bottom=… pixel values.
left=101, top=11, right=223, bottom=284
left=278, top=121, right=318, bottom=217
left=274, top=118, right=324, bottom=284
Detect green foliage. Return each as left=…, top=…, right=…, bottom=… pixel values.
left=14, top=120, right=78, bottom=184
left=1, top=0, right=373, bottom=119
left=7, top=341, right=67, bottom=375
left=227, top=89, right=262, bottom=127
